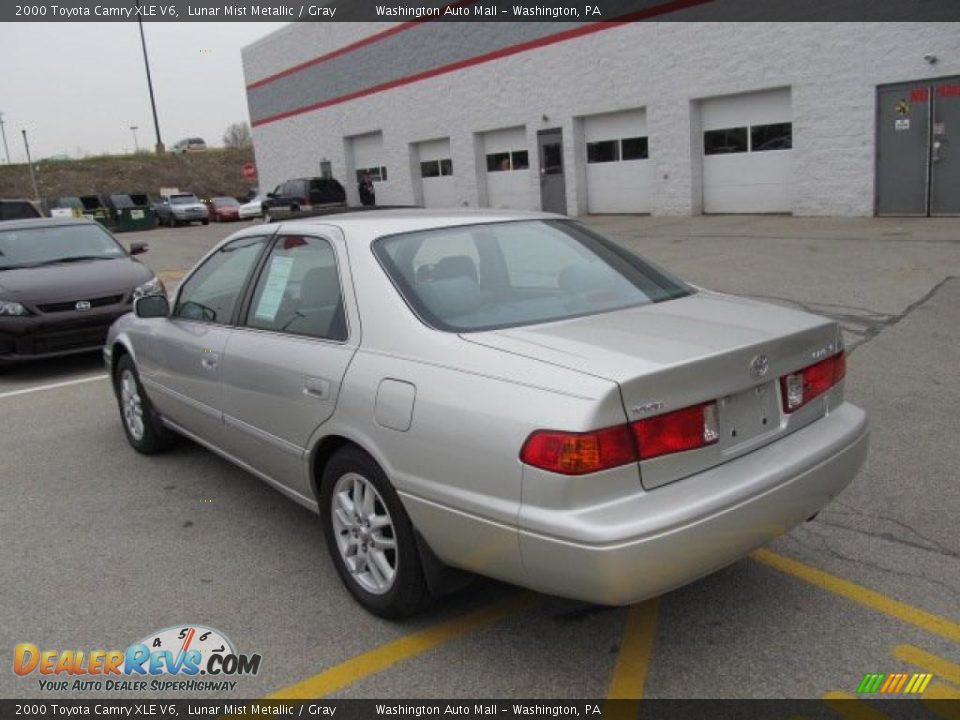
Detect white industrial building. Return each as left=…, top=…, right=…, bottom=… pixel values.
left=243, top=22, right=960, bottom=217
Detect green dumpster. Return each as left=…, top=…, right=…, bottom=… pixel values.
left=105, top=193, right=156, bottom=232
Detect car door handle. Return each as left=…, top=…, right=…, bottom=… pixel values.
left=303, top=376, right=330, bottom=399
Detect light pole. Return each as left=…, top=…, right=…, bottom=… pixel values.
left=21, top=129, right=39, bottom=201
left=136, top=1, right=164, bottom=154
left=0, top=112, right=10, bottom=164
left=130, top=125, right=140, bottom=153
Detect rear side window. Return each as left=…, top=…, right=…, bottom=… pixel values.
left=373, top=220, right=692, bottom=332
left=245, top=235, right=347, bottom=341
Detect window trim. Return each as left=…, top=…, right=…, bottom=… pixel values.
left=170, top=234, right=273, bottom=327
left=235, top=232, right=351, bottom=345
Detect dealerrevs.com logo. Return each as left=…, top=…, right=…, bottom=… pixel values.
left=14, top=624, right=261, bottom=692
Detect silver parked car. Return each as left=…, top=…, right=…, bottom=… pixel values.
left=105, top=210, right=868, bottom=617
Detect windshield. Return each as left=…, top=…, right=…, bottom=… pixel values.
left=170, top=195, right=198, bottom=204
left=0, top=224, right=125, bottom=269
left=373, top=220, right=692, bottom=332
left=213, top=197, right=239, bottom=207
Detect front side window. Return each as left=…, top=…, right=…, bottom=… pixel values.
left=173, top=236, right=267, bottom=324
left=245, top=235, right=347, bottom=341
left=373, top=220, right=691, bottom=332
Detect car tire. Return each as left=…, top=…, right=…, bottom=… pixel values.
left=320, top=446, right=432, bottom=618
left=114, top=354, right=175, bottom=454
left=202, top=219, right=209, bottom=226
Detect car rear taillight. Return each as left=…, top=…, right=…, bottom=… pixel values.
left=520, top=401, right=720, bottom=474
left=520, top=426, right=636, bottom=475
left=780, top=351, right=846, bottom=413
left=631, top=402, right=719, bottom=461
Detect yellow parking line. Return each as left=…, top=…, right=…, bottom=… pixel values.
left=752, top=550, right=960, bottom=643
left=892, top=645, right=960, bottom=686
left=266, top=592, right=541, bottom=699
left=606, top=598, right=660, bottom=699
left=822, top=691, right=892, bottom=720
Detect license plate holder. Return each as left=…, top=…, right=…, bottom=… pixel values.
left=719, top=382, right=779, bottom=450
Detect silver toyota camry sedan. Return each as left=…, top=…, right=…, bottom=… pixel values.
left=105, top=210, right=868, bottom=617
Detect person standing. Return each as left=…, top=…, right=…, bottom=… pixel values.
left=358, top=173, right=376, bottom=206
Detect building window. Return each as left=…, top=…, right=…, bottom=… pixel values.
left=587, top=140, right=619, bottom=164
left=621, top=136, right=649, bottom=160
left=421, top=159, right=452, bottom=178
left=751, top=122, right=792, bottom=151
left=704, top=127, right=748, bottom=155
left=487, top=152, right=528, bottom=172
left=356, top=166, right=387, bottom=183
left=486, top=153, right=511, bottom=172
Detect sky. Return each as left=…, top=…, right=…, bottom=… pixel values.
left=0, top=22, right=288, bottom=161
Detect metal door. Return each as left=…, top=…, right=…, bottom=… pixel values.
left=877, top=76, right=960, bottom=216
left=537, top=129, right=567, bottom=215
left=876, top=82, right=930, bottom=215
left=931, top=79, right=960, bottom=215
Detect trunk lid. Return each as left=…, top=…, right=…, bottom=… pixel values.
left=463, top=291, right=842, bottom=488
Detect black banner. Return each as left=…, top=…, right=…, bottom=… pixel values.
left=3, top=0, right=959, bottom=23
left=2, top=699, right=959, bottom=719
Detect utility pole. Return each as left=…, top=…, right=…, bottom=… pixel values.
left=0, top=112, right=10, bottom=164
left=130, top=125, right=140, bottom=153
left=136, top=1, right=164, bottom=154
left=21, top=129, right=39, bottom=201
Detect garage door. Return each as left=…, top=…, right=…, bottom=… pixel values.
left=701, top=88, right=793, bottom=214
left=584, top=109, right=652, bottom=214
left=348, top=131, right=387, bottom=190
left=481, top=127, right=536, bottom=210
left=416, top=138, right=456, bottom=208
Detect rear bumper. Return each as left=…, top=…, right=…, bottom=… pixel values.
left=517, top=402, right=869, bottom=605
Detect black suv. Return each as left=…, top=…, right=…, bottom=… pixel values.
left=0, top=199, right=41, bottom=221
left=262, top=177, right=347, bottom=222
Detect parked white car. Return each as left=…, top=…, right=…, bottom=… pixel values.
left=238, top=195, right=263, bottom=220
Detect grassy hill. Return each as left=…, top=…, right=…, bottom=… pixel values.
left=0, top=148, right=257, bottom=202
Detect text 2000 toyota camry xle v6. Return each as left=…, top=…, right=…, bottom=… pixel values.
left=105, top=210, right=868, bottom=617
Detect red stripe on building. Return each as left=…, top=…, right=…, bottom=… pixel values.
left=249, top=0, right=715, bottom=127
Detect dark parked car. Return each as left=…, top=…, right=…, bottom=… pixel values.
left=0, top=218, right=163, bottom=365
left=262, top=177, right=346, bottom=222
left=0, top=199, right=41, bottom=221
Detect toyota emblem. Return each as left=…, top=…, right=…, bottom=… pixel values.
left=75, top=300, right=92, bottom=312
left=749, top=354, right=770, bottom=378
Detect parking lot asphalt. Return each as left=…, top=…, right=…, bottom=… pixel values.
left=1, top=215, right=958, bottom=703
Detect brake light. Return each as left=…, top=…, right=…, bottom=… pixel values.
left=632, top=402, right=719, bottom=460
left=520, top=401, right=720, bottom=474
left=780, top=351, right=846, bottom=413
left=520, top=426, right=636, bottom=475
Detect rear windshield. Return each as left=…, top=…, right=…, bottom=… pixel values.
left=0, top=224, right=124, bottom=269
left=373, top=220, right=692, bottom=332
left=170, top=194, right=199, bottom=204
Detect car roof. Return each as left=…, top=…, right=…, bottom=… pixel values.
left=0, top=216, right=100, bottom=231
left=274, top=208, right=560, bottom=237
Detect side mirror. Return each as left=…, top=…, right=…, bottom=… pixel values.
left=134, top=294, right=170, bottom=319
left=266, top=192, right=276, bottom=198
left=129, top=241, right=148, bottom=255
